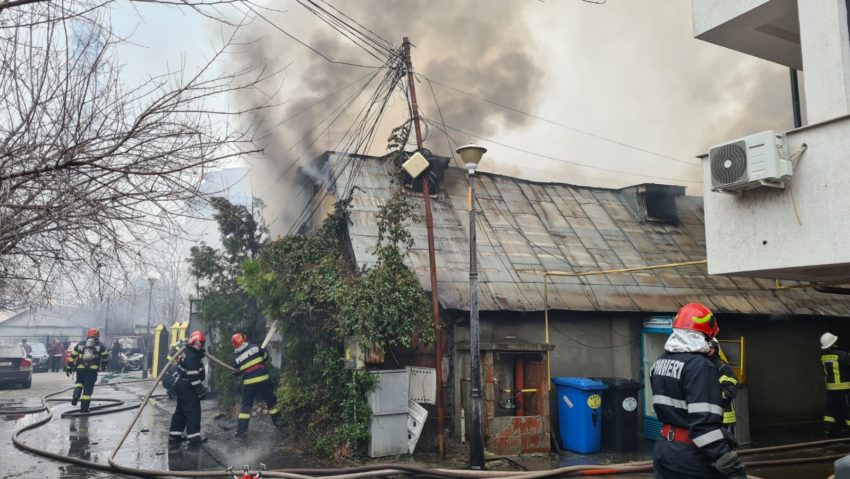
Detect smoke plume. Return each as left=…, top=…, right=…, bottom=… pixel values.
left=233, top=0, right=545, bottom=236
left=235, top=0, right=799, bottom=236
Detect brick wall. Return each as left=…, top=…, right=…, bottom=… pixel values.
left=482, top=353, right=551, bottom=455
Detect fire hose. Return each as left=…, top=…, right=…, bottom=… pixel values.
left=8, top=350, right=844, bottom=478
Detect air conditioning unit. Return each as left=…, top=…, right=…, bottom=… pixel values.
left=708, top=131, right=792, bottom=193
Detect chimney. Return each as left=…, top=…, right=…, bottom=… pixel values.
left=619, top=184, right=686, bottom=224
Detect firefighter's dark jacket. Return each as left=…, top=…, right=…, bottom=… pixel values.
left=650, top=351, right=733, bottom=462
left=822, top=349, right=850, bottom=390
left=231, top=343, right=270, bottom=384
left=177, top=348, right=206, bottom=396
left=65, top=339, right=108, bottom=372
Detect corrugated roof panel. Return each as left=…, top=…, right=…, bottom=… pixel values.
left=622, top=286, right=679, bottom=313
left=330, top=156, right=850, bottom=316
left=546, top=187, right=589, bottom=219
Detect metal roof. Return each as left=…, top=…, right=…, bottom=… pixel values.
left=332, top=154, right=850, bottom=316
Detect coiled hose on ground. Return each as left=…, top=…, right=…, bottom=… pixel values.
left=8, top=350, right=843, bottom=478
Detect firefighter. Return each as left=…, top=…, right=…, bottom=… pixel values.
left=231, top=333, right=281, bottom=438
left=820, top=332, right=850, bottom=435
left=163, top=339, right=186, bottom=400
left=168, top=331, right=207, bottom=447
left=65, top=328, right=108, bottom=413
left=708, top=338, right=738, bottom=436
left=650, top=303, right=746, bottom=478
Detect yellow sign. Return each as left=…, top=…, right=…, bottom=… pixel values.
left=587, top=394, right=602, bottom=409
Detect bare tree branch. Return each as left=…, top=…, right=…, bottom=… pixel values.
left=0, top=1, right=281, bottom=308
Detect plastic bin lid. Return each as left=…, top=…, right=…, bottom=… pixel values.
left=551, top=377, right=609, bottom=391
left=592, top=377, right=644, bottom=390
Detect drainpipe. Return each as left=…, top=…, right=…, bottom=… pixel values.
left=790, top=68, right=802, bottom=128
left=515, top=356, right=525, bottom=417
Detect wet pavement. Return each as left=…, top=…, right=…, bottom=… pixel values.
left=0, top=371, right=314, bottom=479
left=0, top=372, right=845, bottom=478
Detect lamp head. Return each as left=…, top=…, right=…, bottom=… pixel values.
left=455, top=144, right=487, bottom=171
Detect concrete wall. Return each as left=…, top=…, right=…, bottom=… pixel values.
left=720, top=314, right=850, bottom=429
left=703, top=117, right=850, bottom=281
left=451, top=309, right=850, bottom=440
left=692, top=0, right=770, bottom=36
left=692, top=0, right=802, bottom=69
left=450, top=310, right=643, bottom=439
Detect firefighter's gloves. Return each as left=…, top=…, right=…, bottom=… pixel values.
left=712, top=450, right=746, bottom=478
left=197, top=389, right=207, bottom=400
left=232, top=370, right=241, bottom=377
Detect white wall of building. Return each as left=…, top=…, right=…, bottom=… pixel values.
left=694, top=0, right=850, bottom=281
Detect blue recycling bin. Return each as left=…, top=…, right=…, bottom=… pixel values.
left=553, top=377, right=608, bottom=453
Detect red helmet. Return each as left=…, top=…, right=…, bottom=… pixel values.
left=231, top=333, right=247, bottom=349
left=187, top=330, right=206, bottom=350
left=87, top=328, right=100, bottom=338
left=673, top=303, right=718, bottom=338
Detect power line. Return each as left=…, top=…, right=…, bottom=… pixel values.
left=298, top=0, right=394, bottom=62
left=422, top=119, right=703, bottom=185
left=282, top=63, right=403, bottom=233
left=296, top=0, right=389, bottom=62
left=258, top=69, right=385, bottom=203
left=315, top=0, right=392, bottom=48
left=241, top=2, right=385, bottom=69
left=419, top=73, right=699, bottom=168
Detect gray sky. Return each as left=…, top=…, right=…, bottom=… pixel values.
left=110, top=1, right=797, bottom=233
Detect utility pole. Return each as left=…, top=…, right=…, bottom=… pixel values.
left=104, top=298, right=111, bottom=340
left=143, top=277, right=155, bottom=379
left=402, top=37, right=445, bottom=460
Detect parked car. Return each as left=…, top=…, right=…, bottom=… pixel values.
left=27, top=342, right=49, bottom=372
left=0, top=344, right=32, bottom=388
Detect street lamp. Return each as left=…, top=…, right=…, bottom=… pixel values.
left=142, top=274, right=157, bottom=379
left=456, top=144, right=487, bottom=470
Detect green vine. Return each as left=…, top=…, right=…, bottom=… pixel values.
left=238, top=126, right=432, bottom=458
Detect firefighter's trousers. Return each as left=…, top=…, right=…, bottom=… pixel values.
left=169, top=380, right=202, bottom=444
left=237, top=378, right=281, bottom=434
left=824, top=389, right=850, bottom=434
left=73, top=369, right=98, bottom=413
left=653, top=438, right=724, bottom=479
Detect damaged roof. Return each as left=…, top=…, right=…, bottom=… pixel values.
left=329, top=154, right=850, bottom=316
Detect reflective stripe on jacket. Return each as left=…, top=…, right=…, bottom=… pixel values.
left=177, top=348, right=206, bottom=397
left=822, top=350, right=850, bottom=390
left=232, top=343, right=270, bottom=385
left=65, top=340, right=107, bottom=372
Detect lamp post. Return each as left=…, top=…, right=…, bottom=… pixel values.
left=457, top=144, right=487, bottom=470
left=142, top=275, right=156, bottom=379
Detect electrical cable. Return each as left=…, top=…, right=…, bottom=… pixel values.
left=263, top=64, right=396, bottom=228
left=418, top=73, right=698, bottom=168
left=315, top=0, right=393, bottom=49
left=260, top=67, right=385, bottom=202
left=240, top=2, right=384, bottom=69
left=422, top=118, right=703, bottom=185
left=284, top=61, right=403, bottom=234
left=296, top=0, right=393, bottom=62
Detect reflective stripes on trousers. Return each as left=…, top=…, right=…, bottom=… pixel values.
left=691, top=429, right=724, bottom=448
left=244, top=374, right=269, bottom=385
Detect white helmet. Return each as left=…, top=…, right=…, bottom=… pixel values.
left=821, top=332, right=839, bottom=350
